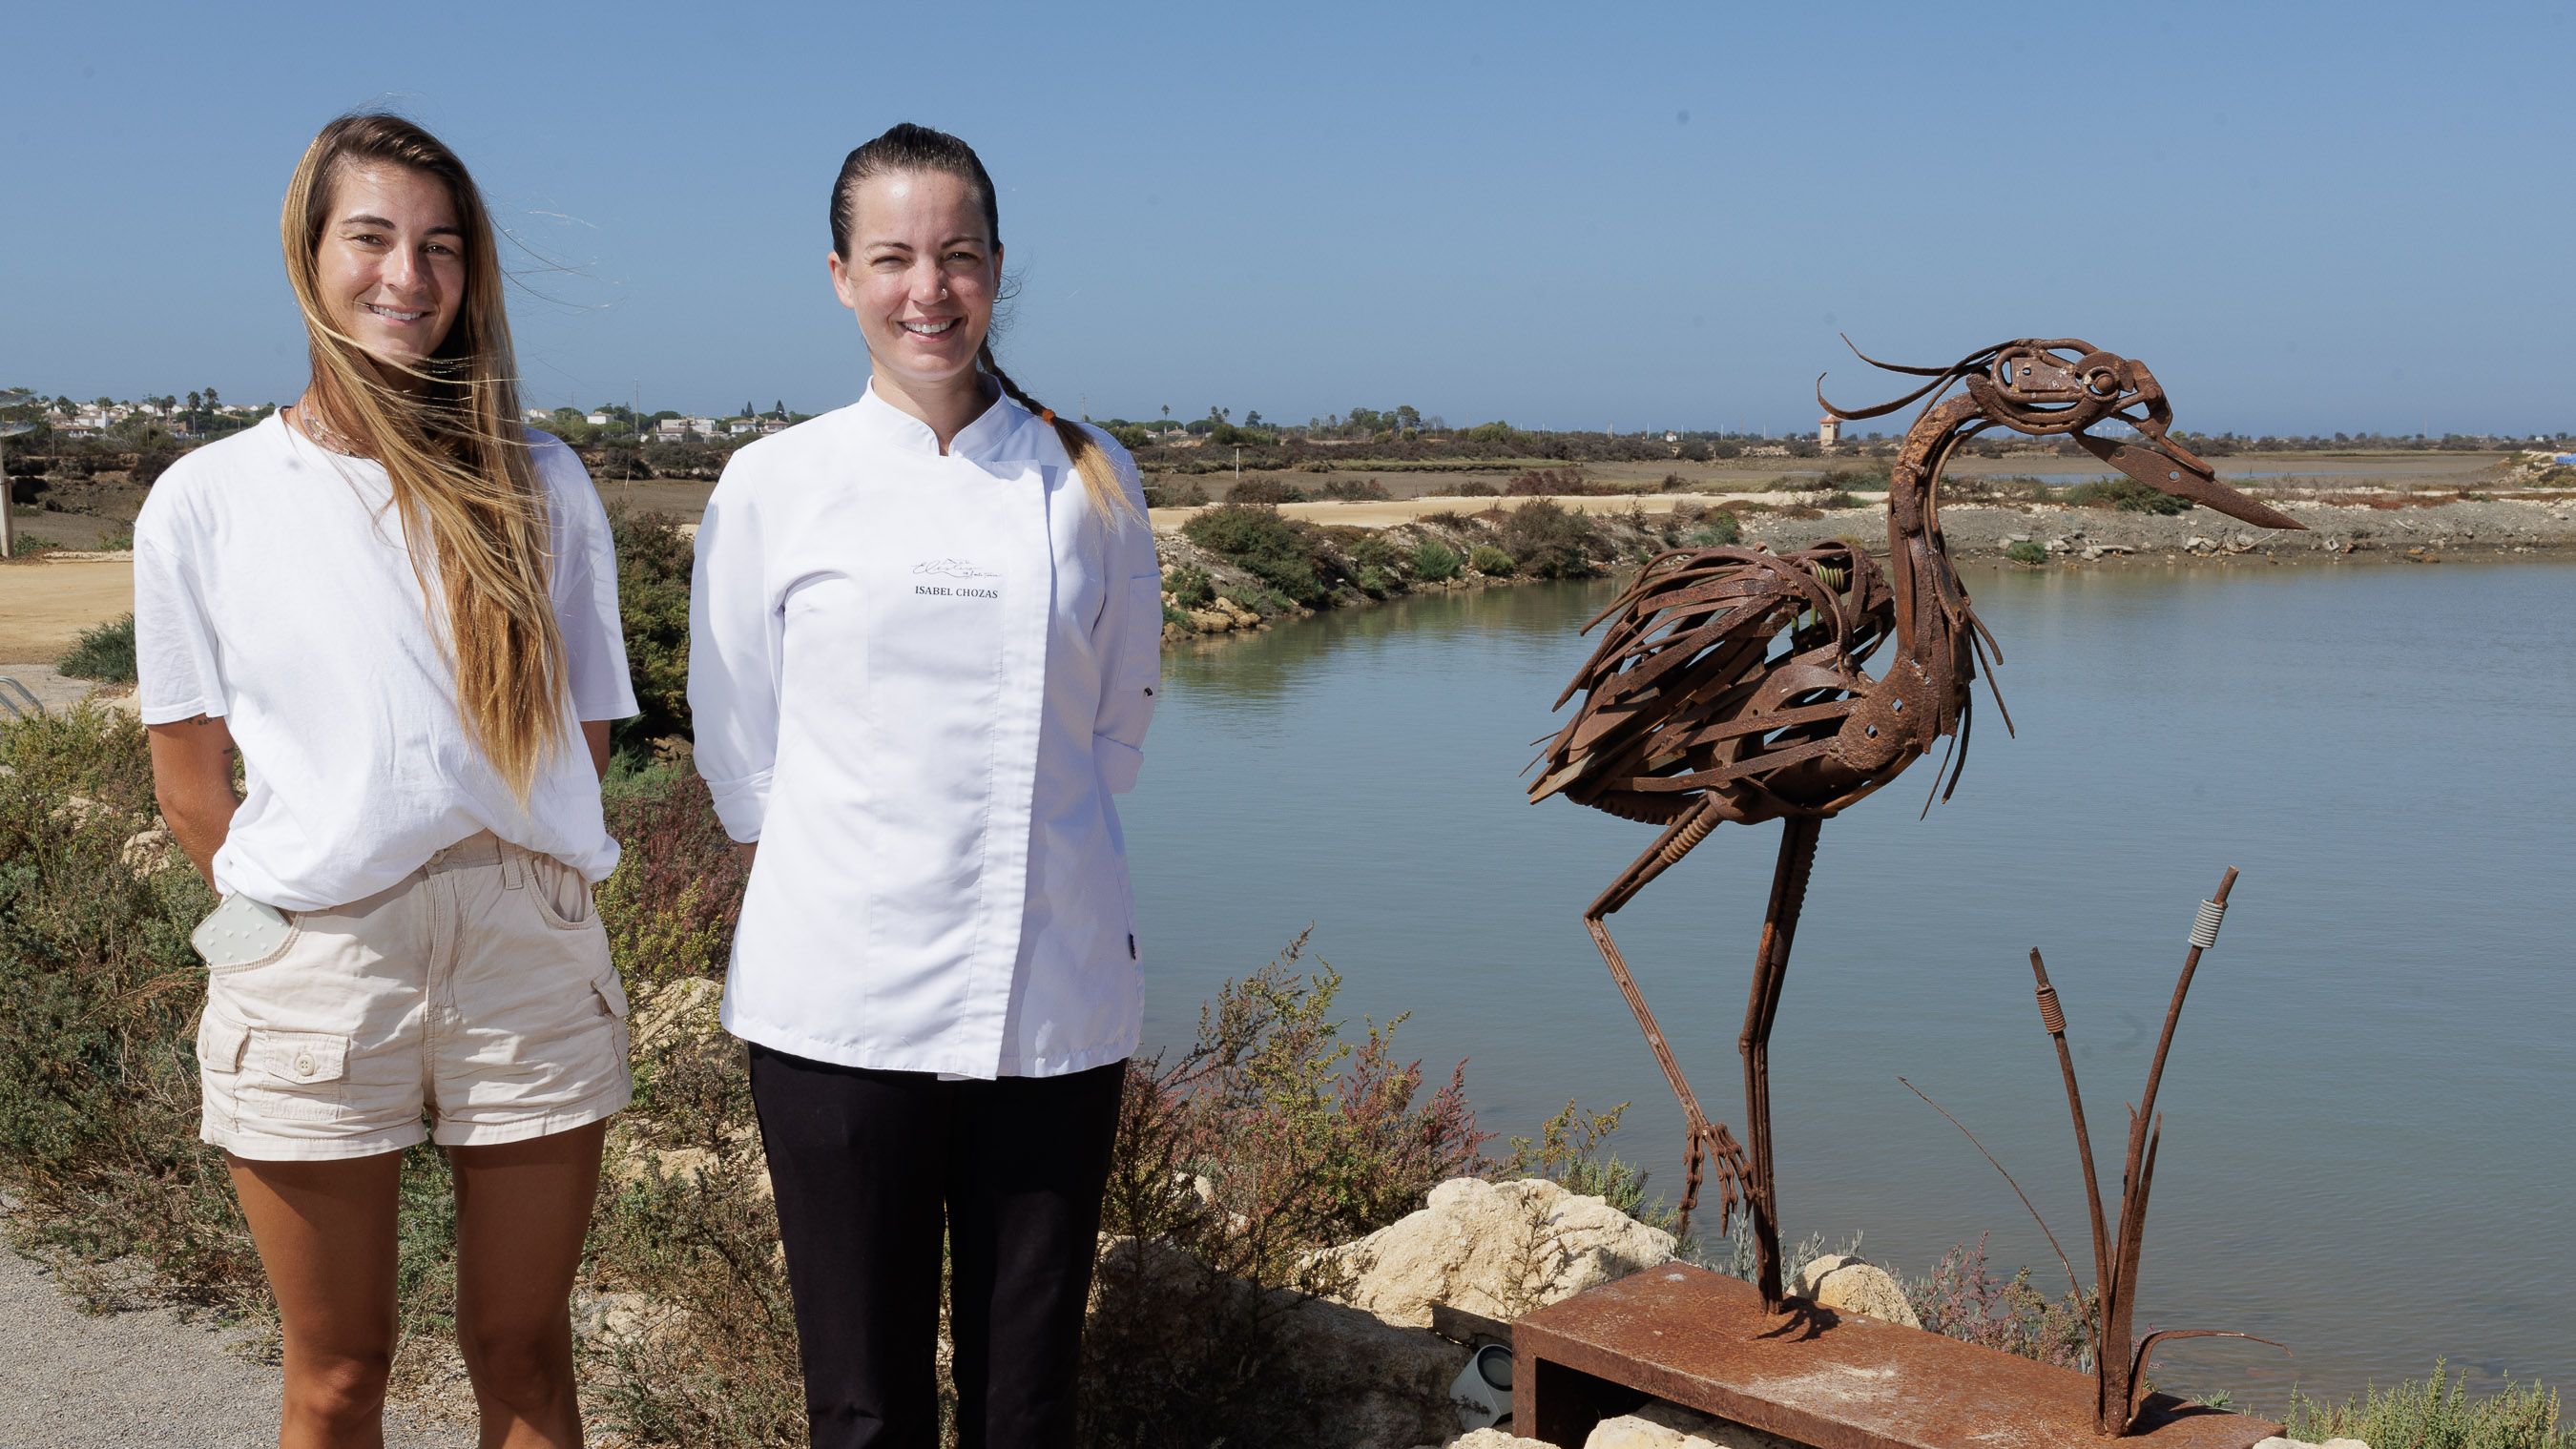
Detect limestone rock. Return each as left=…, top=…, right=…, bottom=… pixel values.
left=1791, top=1252, right=1921, bottom=1329
left=1432, top=1431, right=1549, bottom=1449
left=631, top=975, right=724, bottom=1058
left=118, top=824, right=181, bottom=873
left=1587, top=1400, right=1801, bottom=1449
left=1326, top=1176, right=1675, bottom=1329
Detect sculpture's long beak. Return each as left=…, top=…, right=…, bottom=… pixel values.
left=2072, top=430, right=2306, bottom=531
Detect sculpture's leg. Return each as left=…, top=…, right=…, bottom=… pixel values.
left=1584, top=801, right=1752, bottom=1243
left=1739, top=813, right=1823, bottom=1314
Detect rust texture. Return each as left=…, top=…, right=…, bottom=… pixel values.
left=1530, top=339, right=2303, bottom=1314
left=1510, top=1263, right=2283, bottom=1449
left=2025, top=868, right=2285, bottom=1436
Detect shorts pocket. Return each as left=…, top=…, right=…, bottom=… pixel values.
left=197, top=1010, right=251, bottom=1075
left=243, top=1029, right=351, bottom=1123
left=526, top=857, right=598, bottom=931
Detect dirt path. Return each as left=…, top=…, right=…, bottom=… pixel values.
left=0, top=556, right=134, bottom=662
left=0, top=1242, right=467, bottom=1448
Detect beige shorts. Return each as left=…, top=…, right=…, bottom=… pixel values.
left=197, top=831, right=632, bottom=1161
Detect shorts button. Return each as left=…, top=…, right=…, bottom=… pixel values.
left=294, top=1053, right=316, bottom=1077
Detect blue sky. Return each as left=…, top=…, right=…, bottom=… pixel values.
left=4, top=1, right=2568, bottom=434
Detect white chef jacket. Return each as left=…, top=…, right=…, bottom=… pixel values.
left=688, top=382, right=1162, bottom=1079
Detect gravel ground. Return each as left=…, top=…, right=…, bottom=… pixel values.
left=0, top=1242, right=471, bottom=1448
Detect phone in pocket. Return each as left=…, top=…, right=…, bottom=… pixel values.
left=192, top=894, right=295, bottom=969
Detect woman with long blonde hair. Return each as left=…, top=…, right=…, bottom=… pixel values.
left=134, top=113, right=636, bottom=1447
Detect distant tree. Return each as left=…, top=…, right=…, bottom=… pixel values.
left=1244, top=409, right=1263, bottom=427
left=1395, top=404, right=1422, bottom=431
left=186, top=390, right=202, bottom=412
left=203, top=385, right=219, bottom=410
left=93, top=396, right=112, bottom=409
left=773, top=399, right=785, bottom=417
left=1159, top=404, right=1170, bottom=421
left=743, top=401, right=755, bottom=418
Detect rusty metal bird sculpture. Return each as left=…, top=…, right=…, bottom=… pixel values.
left=1528, top=339, right=2303, bottom=1314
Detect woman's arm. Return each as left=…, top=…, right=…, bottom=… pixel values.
left=1089, top=443, right=1163, bottom=794
left=687, top=468, right=779, bottom=851
left=147, top=714, right=239, bottom=888
left=584, top=720, right=612, bottom=779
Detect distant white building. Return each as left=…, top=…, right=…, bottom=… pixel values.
left=1818, top=414, right=1841, bottom=448
left=586, top=411, right=612, bottom=426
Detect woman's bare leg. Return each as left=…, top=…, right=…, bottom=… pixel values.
left=448, top=1121, right=608, bottom=1449
left=227, top=1149, right=405, bottom=1449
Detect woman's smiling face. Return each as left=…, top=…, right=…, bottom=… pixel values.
left=828, top=168, right=1001, bottom=399
left=313, top=162, right=466, bottom=367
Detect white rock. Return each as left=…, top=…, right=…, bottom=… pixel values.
left=1790, top=1252, right=1921, bottom=1328
left=118, top=824, right=181, bottom=873
left=1588, top=1400, right=1800, bottom=1448
left=1324, top=1177, right=1675, bottom=1329
left=1437, top=1431, right=1549, bottom=1449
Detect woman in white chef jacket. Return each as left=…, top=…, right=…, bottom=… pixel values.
left=687, top=123, right=1159, bottom=1448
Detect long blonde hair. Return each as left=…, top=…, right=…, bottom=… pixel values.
left=282, top=114, right=566, bottom=799
left=828, top=122, right=1137, bottom=528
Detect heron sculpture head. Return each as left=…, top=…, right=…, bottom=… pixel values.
left=1822, top=338, right=2306, bottom=532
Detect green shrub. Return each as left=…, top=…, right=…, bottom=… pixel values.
left=95, top=527, right=135, bottom=551
left=1468, top=545, right=1515, bottom=576
left=2065, top=477, right=2187, bottom=514
left=7, top=531, right=63, bottom=557
left=1180, top=504, right=1333, bottom=607
left=1685, top=510, right=1743, bottom=548
left=0, top=708, right=258, bottom=1318
left=1085, top=932, right=1487, bottom=1447
left=1226, top=478, right=1308, bottom=506
left=1502, top=1100, right=1675, bottom=1233
left=1162, top=601, right=1193, bottom=629
left=1345, top=533, right=1406, bottom=596
left=1221, top=583, right=1294, bottom=616
left=2287, top=1363, right=2568, bottom=1449
left=2005, top=540, right=2048, bottom=566
left=1165, top=562, right=1215, bottom=609
left=1318, top=478, right=1389, bottom=502
left=1496, top=499, right=1599, bottom=579
left=1412, top=538, right=1463, bottom=582
left=1141, top=477, right=1209, bottom=508
left=58, top=612, right=136, bottom=683
left=610, top=510, right=694, bottom=759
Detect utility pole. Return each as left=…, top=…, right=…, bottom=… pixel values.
left=0, top=415, right=34, bottom=560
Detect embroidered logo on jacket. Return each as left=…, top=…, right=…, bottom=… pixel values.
left=912, top=558, right=997, bottom=579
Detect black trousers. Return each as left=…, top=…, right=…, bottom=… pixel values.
left=748, top=1043, right=1125, bottom=1449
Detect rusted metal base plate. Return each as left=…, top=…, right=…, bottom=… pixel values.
left=1511, top=1265, right=2281, bottom=1449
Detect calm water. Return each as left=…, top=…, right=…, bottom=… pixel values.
left=1120, top=561, right=2576, bottom=1410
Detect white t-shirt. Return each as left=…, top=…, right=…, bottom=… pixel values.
left=688, top=384, right=1162, bottom=1079
left=133, top=412, right=637, bottom=911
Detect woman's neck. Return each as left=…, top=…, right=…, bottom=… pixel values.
left=871, top=368, right=994, bottom=454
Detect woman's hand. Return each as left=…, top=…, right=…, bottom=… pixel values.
left=146, top=714, right=241, bottom=888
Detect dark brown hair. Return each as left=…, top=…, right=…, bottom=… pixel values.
left=831, top=123, right=1133, bottom=525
